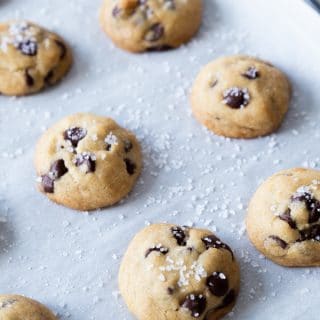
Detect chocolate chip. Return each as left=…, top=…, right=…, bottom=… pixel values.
left=105, top=132, right=118, bottom=151
left=206, top=272, right=229, bottom=297
left=124, top=140, right=133, bottom=153
left=41, top=159, right=68, bottom=193
left=181, top=294, right=206, bottom=318
left=292, top=193, right=309, bottom=202
left=17, top=40, right=37, bottom=56
left=64, top=127, right=87, bottom=147
left=171, top=226, right=187, bottom=246
left=75, top=153, right=96, bottom=173
left=124, top=158, right=136, bottom=175
left=269, top=235, right=288, bottom=249
left=41, top=175, right=54, bottom=193
left=50, top=159, right=68, bottom=179
left=202, top=235, right=234, bottom=258
left=292, top=192, right=320, bottom=224
left=242, top=66, right=259, bottom=79
left=209, top=79, right=218, bottom=88
left=44, top=70, right=54, bottom=85
left=309, top=206, right=320, bottom=224
left=145, top=245, right=169, bottom=258
left=145, top=23, right=164, bottom=42
left=167, top=287, right=174, bottom=295
left=299, top=225, right=320, bottom=241
left=279, top=209, right=296, bottom=229
left=0, top=299, right=17, bottom=309
left=222, top=87, right=250, bottom=109
left=220, top=290, right=236, bottom=308
left=207, top=290, right=236, bottom=316
left=112, top=6, right=121, bottom=17
left=25, top=69, right=34, bottom=86
left=55, top=40, right=67, bottom=59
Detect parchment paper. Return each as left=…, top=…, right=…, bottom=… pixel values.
left=1, top=0, right=320, bottom=319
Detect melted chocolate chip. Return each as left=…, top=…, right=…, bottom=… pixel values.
left=0, top=299, right=17, bottom=309
left=41, top=175, right=54, bottom=193
left=206, top=272, right=229, bottom=297
left=202, top=235, right=234, bottom=258
left=124, top=140, right=133, bottom=153
left=145, top=23, right=164, bottom=42
left=41, top=159, right=68, bottom=193
left=51, top=159, right=68, bottom=179
left=75, top=153, right=96, bottom=173
left=112, top=5, right=121, bottom=17
left=211, top=290, right=236, bottom=314
left=167, top=287, right=174, bottom=295
left=269, top=235, right=288, bottom=249
left=124, top=158, right=136, bottom=175
left=222, top=87, right=250, bottom=109
left=17, top=40, right=37, bottom=56
left=299, top=225, right=320, bottom=241
left=145, top=245, right=169, bottom=258
left=309, top=208, right=320, bottom=224
left=209, top=79, right=218, bottom=88
left=292, top=192, right=320, bottom=224
left=220, top=290, right=236, bottom=308
left=25, top=69, right=34, bottom=86
left=181, top=294, right=206, bottom=318
left=64, top=127, right=87, bottom=147
left=279, top=209, right=296, bottom=229
left=171, top=226, right=187, bottom=246
left=242, top=66, right=259, bottom=79
left=55, top=40, right=67, bottom=59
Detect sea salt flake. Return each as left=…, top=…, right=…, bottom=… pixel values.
left=105, top=132, right=118, bottom=146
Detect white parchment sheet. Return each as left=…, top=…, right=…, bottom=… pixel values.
left=1, top=0, right=320, bottom=319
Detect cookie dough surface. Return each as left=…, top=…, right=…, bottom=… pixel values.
left=247, top=168, right=320, bottom=267
left=100, top=0, right=203, bottom=52
left=0, top=20, right=72, bottom=96
left=119, top=223, right=240, bottom=320
left=34, top=113, right=142, bottom=211
left=191, top=55, right=291, bottom=138
left=0, top=294, right=57, bottom=320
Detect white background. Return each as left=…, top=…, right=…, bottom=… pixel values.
left=1, top=0, right=320, bottom=319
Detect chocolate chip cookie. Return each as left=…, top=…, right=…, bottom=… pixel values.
left=0, top=20, right=72, bottom=96
left=100, top=0, right=203, bottom=52
left=119, top=223, right=240, bottom=320
left=247, top=168, right=320, bottom=267
left=191, top=55, right=291, bottom=138
left=34, top=113, right=142, bottom=211
left=0, top=294, right=57, bottom=320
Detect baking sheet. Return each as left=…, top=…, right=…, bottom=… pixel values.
left=1, top=0, right=320, bottom=319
